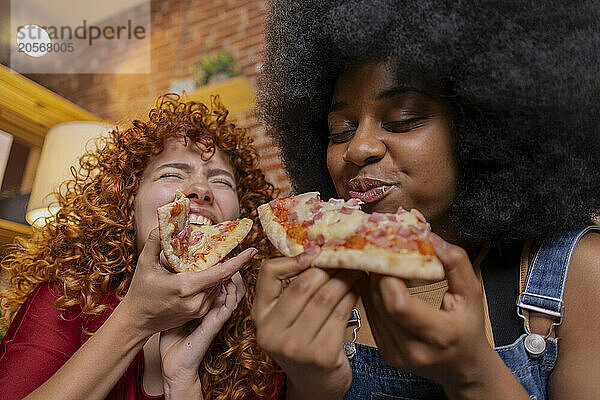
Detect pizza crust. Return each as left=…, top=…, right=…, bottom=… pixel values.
left=314, top=246, right=445, bottom=280
left=257, top=203, right=304, bottom=257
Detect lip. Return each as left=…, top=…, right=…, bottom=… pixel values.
left=189, top=208, right=218, bottom=224
left=347, top=177, right=395, bottom=204
left=348, top=177, right=394, bottom=192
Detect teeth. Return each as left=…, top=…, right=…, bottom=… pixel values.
left=189, top=214, right=213, bottom=225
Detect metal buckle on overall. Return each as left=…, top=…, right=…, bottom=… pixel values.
left=343, top=308, right=361, bottom=359
left=516, top=293, right=564, bottom=358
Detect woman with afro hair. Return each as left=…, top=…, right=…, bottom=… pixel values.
left=252, top=1, right=600, bottom=399
left=0, top=95, right=282, bottom=399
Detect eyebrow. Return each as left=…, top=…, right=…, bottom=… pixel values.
left=330, top=101, right=348, bottom=112
left=156, top=162, right=192, bottom=172
left=376, top=85, right=428, bottom=100
left=207, top=168, right=235, bottom=181
left=329, top=85, right=428, bottom=113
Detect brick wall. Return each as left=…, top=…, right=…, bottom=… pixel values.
left=26, top=0, right=291, bottom=195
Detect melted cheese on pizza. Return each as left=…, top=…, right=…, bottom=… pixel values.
left=268, top=193, right=435, bottom=256
left=187, top=220, right=241, bottom=261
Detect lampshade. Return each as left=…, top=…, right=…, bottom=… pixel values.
left=26, top=121, right=114, bottom=227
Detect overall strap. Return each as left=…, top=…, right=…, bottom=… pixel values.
left=517, top=226, right=600, bottom=325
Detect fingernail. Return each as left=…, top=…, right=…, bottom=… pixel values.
left=249, top=248, right=258, bottom=258
left=430, top=233, right=449, bottom=250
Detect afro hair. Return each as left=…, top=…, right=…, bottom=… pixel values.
left=257, top=0, right=600, bottom=242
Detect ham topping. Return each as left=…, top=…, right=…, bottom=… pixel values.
left=303, top=219, right=315, bottom=227
left=189, top=231, right=205, bottom=246
left=370, top=229, right=387, bottom=238
left=269, top=198, right=280, bottom=208
left=287, top=212, right=299, bottom=225
left=356, top=225, right=369, bottom=234
left=396, top=226, right=412, bottom=237
left=305, top=196, right=320, bottom=205
left=315, top=234, right=325, bottom=246
left=368, top=213, right=387, bottom=223
left=310, top=204, right=322, bottom=214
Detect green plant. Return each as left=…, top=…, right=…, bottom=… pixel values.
left=192, top=52, right=241, bottom=86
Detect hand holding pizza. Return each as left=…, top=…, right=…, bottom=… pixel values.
left=160, top=272, right=246, bottom=399
left=119, top=227, right=256, bottom=339
left=251, top=250, right=363, bottom=400
left=361, top=234, right=506, bottom=397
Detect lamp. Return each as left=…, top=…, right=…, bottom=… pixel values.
left=26, top=121, right=114, bottom=227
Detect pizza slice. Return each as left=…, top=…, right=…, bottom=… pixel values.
left=258, top=192, right=444, bottom=280
left=157, top=190, right=253, bottom=272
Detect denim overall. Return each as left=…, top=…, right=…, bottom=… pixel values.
left=344, top=226, right=599, bottom=400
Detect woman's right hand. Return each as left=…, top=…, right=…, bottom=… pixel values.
left=160, top=272, right=246, bottom=400
left=119, top=227, right=256, bottom=339
left=251, top=249, right=362, bottom=400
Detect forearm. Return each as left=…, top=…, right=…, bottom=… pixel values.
left=164, top=378, right=203, bottom=400
left=24, top=302, right=150, bottom=400
left=285, top=380, right=307, bottom=400
left=444, top=351, right=530, bottom=400
left=285, top=378, right=346, bottom=400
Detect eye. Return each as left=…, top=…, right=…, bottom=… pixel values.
left=159, top=173, right=183, bottom=180
left=327, top=115, right=356, bottom=144
left=382, top=117, right=427, bottom=132
left=328, top=129, right=356, bottom=144
left=211, top=179, right=234, bottom=189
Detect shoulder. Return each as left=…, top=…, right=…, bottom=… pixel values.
left=563, top=230, right=600, bottom=318
left=5, top=282, right=81, bottom=333
left=1, top=283, right=83, bottom=363
left=566, top=230, right=600, bottom=301
left=553, top=230, right=600, bottom=344
left=16, top=282, right=90, bottom=321
left=547, top=231, right=600, bottom=396
left=15, top=282, right=63, bottom=319
left=571, top=230, right=600, bottom=264
left=5, top=282, right=119, bottom=341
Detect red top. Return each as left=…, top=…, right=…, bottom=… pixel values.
left=0, top=283, right=163, bottom=400
left=0, top=283, right=285, bottom=400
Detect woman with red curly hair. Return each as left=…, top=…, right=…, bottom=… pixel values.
left=0, top=94, right=282, bottom=400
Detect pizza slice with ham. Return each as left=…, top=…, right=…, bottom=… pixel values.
left=258, top=192, right=444, bottom=280
left=157, top=190, right=253, bottom=272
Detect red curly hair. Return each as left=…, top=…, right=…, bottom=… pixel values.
left=1, top=94, right=281, bottom=399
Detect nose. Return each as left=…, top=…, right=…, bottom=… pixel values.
left=342, top=121, right=386, bottom=166
left=183, top=180, right=214, bottom=204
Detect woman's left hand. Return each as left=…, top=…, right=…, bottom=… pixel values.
left=361, top=234, right=523, bottom=398
left=159, top=272, right=246, bottom=400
